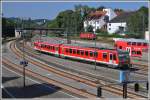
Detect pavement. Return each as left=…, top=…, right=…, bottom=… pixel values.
left=2, top=66, right=78, bottom=98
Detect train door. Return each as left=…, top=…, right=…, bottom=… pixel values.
left=126, top=47, right=131, bottom=56
left=109, top=53, right=113, bottom=64
left=55, top=46, right=59, bottom=54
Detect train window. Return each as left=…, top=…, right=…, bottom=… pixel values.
left=137, top=51, right=141, bottom=55
left=103, top=53, right=107, bottom=59
left=41, top=44, right=44, bottom=48
left=69, top=49, right=72, bottom=53
left=110, top=54, right=113, bottom=60
left=119, top=46, right=122, bottom=49
left=127, top=42, right=131, bottom=45
left=77, top=50, right=80, bottom=55
left=113, top=54, right=116, bottom=60
left=137, top=43, right=141, bottom=46
left=47, top=45, right=50, bottom=49
left=94, top=52, right=98, bottom=58
left=85, top=51, right=88, bottom=56
left=73, top=49, right=76, bottom=54
left=51, top=46, right=53, bottom=50
left=34, top=43, right=37, bottom=46
left=80, top=50, right=84, bottom=55
left=90, top=51, right=93, bottom=57
left=55, top=47, right=58, bottom=51
left=132, top=51, right=136, bottom=55
left=53, top=46, right=55, bottom=50
left=66, top=49, right=69, bottom=53
left=132, top=42, right=136, bottom=45
left=143, top=43, right=147, bottom=46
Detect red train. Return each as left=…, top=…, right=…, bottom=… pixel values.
left=80, top=32, right=96, bottom=39
left=113, top=38, right=149, bottom=57
left=34, top=41, right=131, bottom=68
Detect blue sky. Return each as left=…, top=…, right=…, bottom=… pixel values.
left=2, top=1, right=148, bottom=20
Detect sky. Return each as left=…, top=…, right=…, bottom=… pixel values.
left=2, top=1, right=149, bottom=20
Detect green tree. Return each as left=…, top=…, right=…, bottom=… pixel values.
left=127, top=6, right=148, bottom=38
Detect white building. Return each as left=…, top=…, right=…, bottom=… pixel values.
left=15, top=29, right=22, bottom=38
left=107, top=22, right=127, bottom=34
left=145, top=31, right=149, bottom=41
left=107, top=12, right=134, bottom=34
left=84, top=8, right=117, bottom=32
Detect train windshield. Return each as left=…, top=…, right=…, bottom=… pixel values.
left=118, top=51, right=130, bottom=61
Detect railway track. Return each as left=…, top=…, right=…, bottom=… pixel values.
left=9, top=40, right=147, bottom=99
left=25, top=41, right=148, bottom=77
left=2, top=58, right=96, bottom=98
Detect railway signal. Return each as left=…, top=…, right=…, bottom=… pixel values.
left=20, top=60, right=28, bottom=88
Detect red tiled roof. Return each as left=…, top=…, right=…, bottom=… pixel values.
left=87, top=11, right=107, bottom=20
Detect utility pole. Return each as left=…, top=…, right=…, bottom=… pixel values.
left=94, top=20, right=97, bottom=70
left=143, top=14, right=145, bottom=37
left=20, top=18, right=28, bottom=88
left=22, top=18, right=26, bottom=88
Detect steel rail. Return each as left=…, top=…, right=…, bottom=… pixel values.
left=2, top=57, right=96, bottom=98
left=11, top=40, right=147, bottom=99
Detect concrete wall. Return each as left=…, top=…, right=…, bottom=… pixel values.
left=107, top=22, right=127, bottom=34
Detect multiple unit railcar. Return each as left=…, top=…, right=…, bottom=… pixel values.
left=80, top=32, right=96, bottom=39
left=113, top=38, right=149, bottom=57
left=34, top=42, right=131, bottom=68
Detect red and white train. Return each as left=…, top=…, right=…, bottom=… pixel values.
left=34, top=41, right=131, bottom=68
left=113, top=38, right=149, bottom=57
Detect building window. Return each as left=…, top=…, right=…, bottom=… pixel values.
left=96, top=21, right=99, bottom=24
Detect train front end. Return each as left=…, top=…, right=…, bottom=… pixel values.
left=117, top=50, right=131, bottom=68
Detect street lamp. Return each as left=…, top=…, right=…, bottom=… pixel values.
left=20, top=18, right=28, bottom=88
left=94, top=20, right=97, bottom=70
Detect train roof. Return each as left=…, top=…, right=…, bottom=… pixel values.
left=113, top=38, right=149, bottom=43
